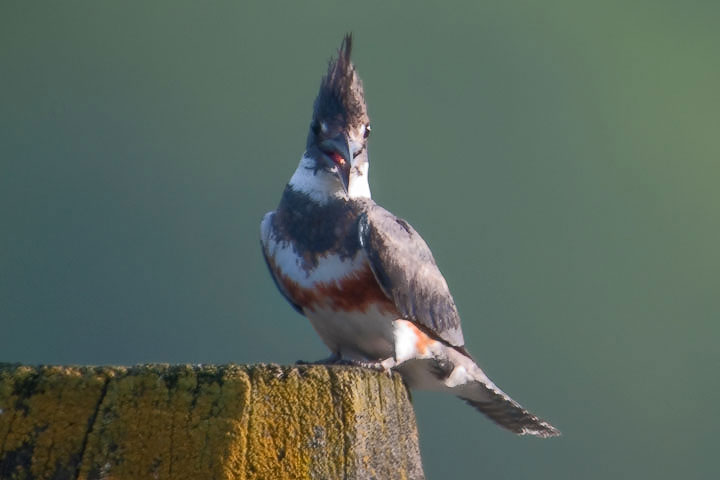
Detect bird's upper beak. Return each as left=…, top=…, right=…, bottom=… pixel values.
left=320, top=133, right=353, bottom=193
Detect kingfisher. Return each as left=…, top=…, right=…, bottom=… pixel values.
left=261, top=35, right=559, bottom=437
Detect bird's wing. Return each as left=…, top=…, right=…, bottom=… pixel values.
left=358, top=204, right=465, bottom=347
left=260, top=211, right=303, bottom=314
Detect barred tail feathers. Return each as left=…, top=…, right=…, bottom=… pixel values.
left=445, top=348, right=561, bottom=438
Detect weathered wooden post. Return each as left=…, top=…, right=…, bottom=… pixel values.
left=0, top=363, right=424, bottom=479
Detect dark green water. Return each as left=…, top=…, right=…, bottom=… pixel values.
left=2, top=2, right=719, bottom=478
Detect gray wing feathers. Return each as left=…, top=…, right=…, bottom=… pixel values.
left=358, top=206, right=465, bottom=346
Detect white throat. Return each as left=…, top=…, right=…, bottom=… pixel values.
left=288, top=154, right=372, bottom=203
left=348, top=161, right=371, bottom=199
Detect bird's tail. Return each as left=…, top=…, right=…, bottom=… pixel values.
left=456, top=376, right=560, bottom=437
left=447, top=349, right=560, bottom=438
left=397, top=343, right=561, bottom=438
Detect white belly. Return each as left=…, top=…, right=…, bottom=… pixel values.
left=305, top=304, right=396, bottom=362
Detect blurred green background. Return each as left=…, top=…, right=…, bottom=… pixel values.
left=1, top=1, right=718, bottom=478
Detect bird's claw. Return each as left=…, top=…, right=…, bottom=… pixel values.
left=297, top=356, right=396, bottom=377
left=335, top=357, right=396, bottom=377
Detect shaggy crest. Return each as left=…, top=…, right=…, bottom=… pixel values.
left=313, top=34, right=369, bottom=130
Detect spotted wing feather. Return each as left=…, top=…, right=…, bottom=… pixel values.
left=358, top=205, right=465, bottom=347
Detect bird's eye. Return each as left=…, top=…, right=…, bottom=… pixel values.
left=311, top=120, right=321, bottom=135
left=363, top=124, right=371, bottom=139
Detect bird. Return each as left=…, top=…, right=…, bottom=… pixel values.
left=260, top=34, right=560, bottom=438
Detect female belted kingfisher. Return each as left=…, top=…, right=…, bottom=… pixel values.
left=261, top=34, right=559, bottom=437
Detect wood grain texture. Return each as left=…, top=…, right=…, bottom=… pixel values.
left=0, top=363, right=424, bottom=480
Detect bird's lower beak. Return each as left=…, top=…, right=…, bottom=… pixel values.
left=320, top=134, right=353, bottom=193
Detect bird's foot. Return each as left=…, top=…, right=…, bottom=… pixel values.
left=335, top=357, right=396, bottom=377
left=296, top=352, right=342, bottom=365
left=297, top=355, right=396, bottom=376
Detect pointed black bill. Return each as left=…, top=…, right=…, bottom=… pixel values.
left=320, top=133, right=352, bottom=192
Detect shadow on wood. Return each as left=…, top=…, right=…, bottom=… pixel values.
left=0, top=363, right=424, bottom=479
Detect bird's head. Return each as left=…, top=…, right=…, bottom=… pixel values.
left=305, top=34, right=372, bottom=198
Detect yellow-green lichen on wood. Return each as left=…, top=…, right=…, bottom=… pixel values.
left=0, top=363, right=424, bottom=480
